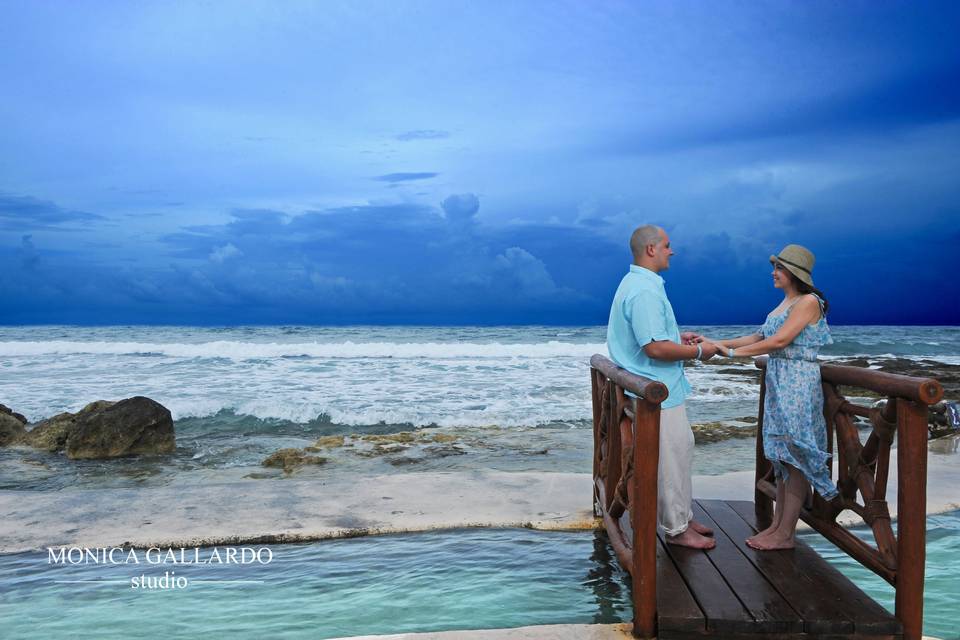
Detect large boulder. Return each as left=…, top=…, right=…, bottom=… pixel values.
left=0, top=411, right=27, bottom=446
left=0, top=403, right=27, bottom=425
left=65, top=397, right=175, bottom=459
left=26, top=401, right=115, bottom=452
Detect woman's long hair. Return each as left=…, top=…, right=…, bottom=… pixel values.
left=787, top=271, right=830, bottom=315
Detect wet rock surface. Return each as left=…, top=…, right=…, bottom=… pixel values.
left=261, top=448, right=328, bottom=472
left=2, top=398, right=175, bottom=459
left=692, top=421, right=757, bottom=444
left=66, top=397, right=175, bottom=459
left=831, top=357, right=960, bottom=398
left=0, top=404, right=27, bottom=426
left=26, top=401, right=115, bottom=452
left=262, top=430, right=473, bottom=472
left=0, top=412, right=27, bottom=447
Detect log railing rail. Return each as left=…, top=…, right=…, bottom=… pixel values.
left=591, top=352, right=942, bottom=640
left=754, top=356, right=942, bottom=640
left=590, top=354, right=668, bottom=639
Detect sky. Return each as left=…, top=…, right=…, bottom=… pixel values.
left=1, top=0, right=958, bottom=326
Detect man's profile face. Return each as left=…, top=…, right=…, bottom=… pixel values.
left=651, top=230, right=674, bottom=271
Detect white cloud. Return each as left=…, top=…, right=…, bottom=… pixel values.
left=209, top=243, right=242, bottom=263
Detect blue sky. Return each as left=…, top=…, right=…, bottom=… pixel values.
left=1, top=0, right=958, bottom=325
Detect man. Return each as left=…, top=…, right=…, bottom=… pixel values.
left=606, top=224, right=718, bottom=549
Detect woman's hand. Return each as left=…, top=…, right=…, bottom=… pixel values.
left=680, top=331, right=704, bottom=345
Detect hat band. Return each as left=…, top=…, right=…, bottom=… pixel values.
left=776, top=256, right=812, bottom=275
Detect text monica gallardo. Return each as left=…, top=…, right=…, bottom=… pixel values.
left=47, top=546, right=274, bottom=565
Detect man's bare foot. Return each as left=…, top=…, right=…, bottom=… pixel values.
left=666, top=528, right=716, bottom=550
left=746, top=533, right=795, bottom=550
left=688, top=519, right=714, bottom=537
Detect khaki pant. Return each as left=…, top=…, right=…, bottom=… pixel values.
left=657, top=403, right=694, bottom=536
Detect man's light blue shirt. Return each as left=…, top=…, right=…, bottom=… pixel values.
left=606, top=265, right=691, bottom=409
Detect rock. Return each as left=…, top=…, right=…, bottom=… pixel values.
left=930, top=401, right=960, bottom=440
left=65, top=397, right=174, bottom=459
left=362, top=432, right=417, bottom=444
left=24, top=412, right=75, bottom=451
left=26, top=401, right=116, bottom=452
left=875, top=398, right=960, bottom=441
left=261, top=448, right=327, bottom=472
left=0, top=412, right=27, bottom=446
left=307, top=435, right=346, bottom=450
left=0, top=403, right=27, bottom=425
left=691, top=421, right=757, bottom=444
left=948, top=402, right=960, bottom=429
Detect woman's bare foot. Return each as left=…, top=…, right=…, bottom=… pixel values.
left=688, top=519, right=714, bottom=536
left=666, top=528, right=716, bottom=550
left=745, top=522, right=779, bottom=546
left=746, top=532, right=795, bottom=550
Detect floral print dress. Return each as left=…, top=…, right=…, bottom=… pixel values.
left=760, top=295, right=838, bottom=499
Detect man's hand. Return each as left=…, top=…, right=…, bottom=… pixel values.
left=680, top=331, right=704, bottom=345
left=699, top=342, right=720, bottom=360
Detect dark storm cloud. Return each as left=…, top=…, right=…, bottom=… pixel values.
left=373, top=173, right=439, bottom=183
left=395, top=130, right=450, bottom=141
left=0, top=193, right=104, bottom=231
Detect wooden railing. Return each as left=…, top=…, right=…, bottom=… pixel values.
left=591, top=353, right=943, bottom=640
left=590, top=354, right=667, bottom=639
left=754, top=356, right=942, bottom=640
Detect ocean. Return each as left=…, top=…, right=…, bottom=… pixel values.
left=1, top=324, right=957, bottom=491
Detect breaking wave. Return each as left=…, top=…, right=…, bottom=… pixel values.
left=0, top=340, right=605, bottom=360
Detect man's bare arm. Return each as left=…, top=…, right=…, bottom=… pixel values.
left=644, top=340, right=719, bottom=361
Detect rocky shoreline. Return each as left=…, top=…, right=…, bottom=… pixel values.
left=1, top=355, right=957, bottom=474
left=0, top=398, right=174, bottom=459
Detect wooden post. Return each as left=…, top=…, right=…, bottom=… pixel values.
left=631, top=397, right=661, bottom=639
left=754, top=375, right=772, bottom=527
left=895, top=399, right=927, bottom=640
left=591, top=370, right=602, bottom=516
left=606, top=382, right=622, bottom=513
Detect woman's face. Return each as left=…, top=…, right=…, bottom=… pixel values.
left=772, top=262, right=791, bottom=289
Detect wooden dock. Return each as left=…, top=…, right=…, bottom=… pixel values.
left=655, top=499, right=899, bottom=639
left=590, top=354, right=943, bottom=639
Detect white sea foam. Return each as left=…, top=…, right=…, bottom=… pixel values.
left=0, top=340, right=605, bottom=360
left=1, top=326, right=954, bottom=428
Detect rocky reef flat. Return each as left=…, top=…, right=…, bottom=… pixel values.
left=2, top=451, right=958, bottom=554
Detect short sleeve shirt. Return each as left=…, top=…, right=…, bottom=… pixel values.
left=606, top=265, right=691, bottom=409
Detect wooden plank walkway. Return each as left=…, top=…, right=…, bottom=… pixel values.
left=654, top=499, right=902, bottom=639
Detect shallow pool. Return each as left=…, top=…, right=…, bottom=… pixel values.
left=801, top=510, right=960, bottom=640
left=2, top=514, right=957, bottom=640
left=0, top=528, right=632, bottom=639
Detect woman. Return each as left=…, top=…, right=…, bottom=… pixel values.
left=712, top=244, right=838, bottom=550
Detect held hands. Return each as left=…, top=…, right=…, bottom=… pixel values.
left=697, top=341, right=720, bottom=360
left=681, top=331, right=704, bottom=345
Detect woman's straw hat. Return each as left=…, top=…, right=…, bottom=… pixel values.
left=770, top=244, right=815, bottom=287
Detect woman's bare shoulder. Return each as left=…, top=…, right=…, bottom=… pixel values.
left=791, top=294, right=822, bottom=323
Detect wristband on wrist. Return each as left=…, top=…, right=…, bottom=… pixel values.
left=695, top=344, right=702, bottom=360
left=728, top=347, right=735, bottom=358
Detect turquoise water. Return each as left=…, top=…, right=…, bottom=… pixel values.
left=2, top=515, right=957, bottom=640
left=802, top=510, right=960, bottom=640
left=0, top=529, right=632, bottom=640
